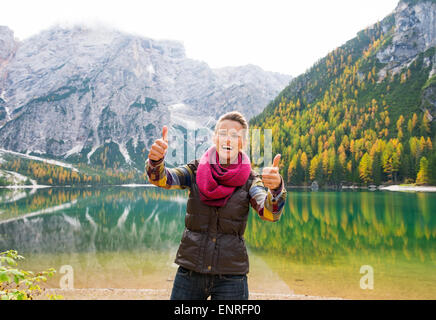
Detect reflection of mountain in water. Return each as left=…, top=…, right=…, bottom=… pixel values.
left=1, top=186, right=435, bottom=267
left=0, top=187, right=187, bottom=253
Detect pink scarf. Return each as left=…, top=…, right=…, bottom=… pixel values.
left=196, top=145, right=251, bottom=207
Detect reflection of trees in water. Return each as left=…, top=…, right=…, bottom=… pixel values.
left=0, top=188, right=87, bottom=222
left=2, top=188, right=435, bottom=265
left=0, top=187, right=187, bottom=254
left=245, top=191, right=436, bottom=264
left=0, top=187, right=190, bottom=222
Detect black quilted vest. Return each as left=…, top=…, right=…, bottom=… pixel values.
left=174, top=159, right=258, bottom=275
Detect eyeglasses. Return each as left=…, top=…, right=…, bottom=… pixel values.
left=216, top=130, right=242, bottom=140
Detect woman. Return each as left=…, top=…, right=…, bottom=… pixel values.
left=146, top=111, right=287, bottom=300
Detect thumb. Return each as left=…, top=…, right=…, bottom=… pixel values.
left=272, top=154, right=281, bottom=168
left=162, top=126, right=168, bottom=143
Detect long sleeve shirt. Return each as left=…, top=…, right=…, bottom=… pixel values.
left=146, top=158, right=287, bottom=222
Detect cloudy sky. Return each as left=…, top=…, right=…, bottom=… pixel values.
left=1, top=0, right=399, bottom=76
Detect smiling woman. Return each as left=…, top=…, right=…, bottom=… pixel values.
left=213, top=111, right=249, bottom=166
left=146, top=110, right=287, bottom=300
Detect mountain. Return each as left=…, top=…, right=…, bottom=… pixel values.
left=0, top=25, right=291, bottom=171
left=250, top=0, right=436, bottom=186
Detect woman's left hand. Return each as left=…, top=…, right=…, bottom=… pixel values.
left=262, top=154, right=282, bottom=190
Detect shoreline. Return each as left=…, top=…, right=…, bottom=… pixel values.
left=0, top=185, right=52, bottom=189
left=286, top=184, right=436, bottom=192
left=0, top=184, right=156, bottom=189
left=39, top=288, right=343, bottom=300
left=26, top=252, right=345, bottom=301
left=1, top=184, right=436, bottom=192
left=378, top=185, right=436, bottom=192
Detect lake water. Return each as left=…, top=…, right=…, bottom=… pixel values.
left=0, top=186, right=435, bottom=299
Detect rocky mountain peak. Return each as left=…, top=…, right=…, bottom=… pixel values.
left=0, top=26, right=16, bottom=61
left=377, top=0, right=436, bottom=72
left=0, top=25, right=291, bottom=169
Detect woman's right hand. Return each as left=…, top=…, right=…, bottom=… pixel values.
left=148, top=126, right=168, bottom=161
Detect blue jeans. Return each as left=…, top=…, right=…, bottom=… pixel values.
left=170, top=266, right=249, bottom=300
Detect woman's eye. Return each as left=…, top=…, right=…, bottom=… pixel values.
left=217, top=131, right=240, bottom=139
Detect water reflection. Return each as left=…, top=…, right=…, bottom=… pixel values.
left=0, top=187, right=188, bottom=253
left=0, top=187, right=435, bottom=298
left=1, top=188, right=435, bottom=261
left=245, top=191, right=436, bottom=264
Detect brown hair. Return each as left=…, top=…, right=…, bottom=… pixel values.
left=214, top=111, right=249, bottom=141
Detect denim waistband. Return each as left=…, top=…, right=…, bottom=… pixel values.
left=178, top=265, right=246, bottom=278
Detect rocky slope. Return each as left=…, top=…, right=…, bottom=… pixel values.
left=0, top=26, right=291, bottom=169
left=250, top=0, right=436, bottom=186
left=376, top=0, right=436, bottom=118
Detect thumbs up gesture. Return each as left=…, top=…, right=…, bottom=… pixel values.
left=148, top=126, right=169, bottom=161
left=261, top=154, right=282, bottom=190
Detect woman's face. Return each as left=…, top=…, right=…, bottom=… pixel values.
left=213, top=120, right=246, bottom=165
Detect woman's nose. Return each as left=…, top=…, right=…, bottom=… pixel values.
left=219, top=136, right=230, bottom=144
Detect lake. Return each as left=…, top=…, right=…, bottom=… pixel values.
left=0, top=186, right=435, bottom=299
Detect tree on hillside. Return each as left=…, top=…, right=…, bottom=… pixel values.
left=416, top=156, right=430, bottom=185
left=359, top=152, right=373, bottom=184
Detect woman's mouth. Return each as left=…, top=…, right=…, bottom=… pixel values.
left=221, top=145, right=233, bottom=152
